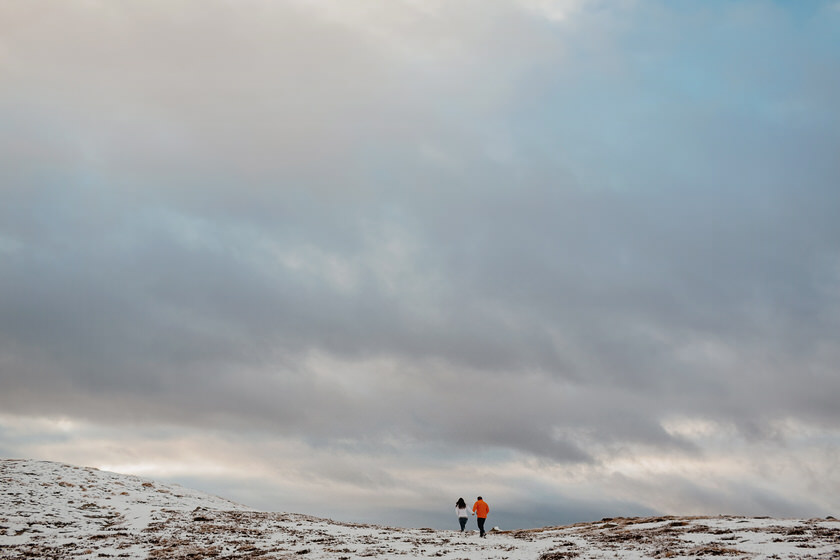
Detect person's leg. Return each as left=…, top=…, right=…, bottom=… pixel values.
left=477, top=516, right=486, bottom=537
left=459, top=517, right=467, bottom=531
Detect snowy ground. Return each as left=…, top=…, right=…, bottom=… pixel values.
left=1, top=459, right=838, bottom=559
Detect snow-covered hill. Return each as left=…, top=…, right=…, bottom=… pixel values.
left=1, top=459, right=838, bottom=559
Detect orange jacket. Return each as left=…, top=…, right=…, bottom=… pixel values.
left=472, top=499, right=489, bottom=518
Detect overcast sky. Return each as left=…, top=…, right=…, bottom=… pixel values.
left=1, top=0, right=839, bottom=530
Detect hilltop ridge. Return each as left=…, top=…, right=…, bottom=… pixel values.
left=1, top=459, right=838, bottom=559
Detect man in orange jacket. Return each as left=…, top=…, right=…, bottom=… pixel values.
left=472, top=496, right=490, bottom=537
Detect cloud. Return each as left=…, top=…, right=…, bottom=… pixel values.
left=1, top=0, right=839, bottom=527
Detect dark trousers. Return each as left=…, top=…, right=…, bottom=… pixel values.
left=477, top=516, right=486, bottom=537
left=459, top=517, right=467, bottom=531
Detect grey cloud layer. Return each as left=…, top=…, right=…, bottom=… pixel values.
left=1, top=0, right=839, bottom=503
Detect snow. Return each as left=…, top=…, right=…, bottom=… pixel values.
left=1, top=458, right=838, bottom=559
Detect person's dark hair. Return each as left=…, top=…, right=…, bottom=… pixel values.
left=477, top=496, right=482, bottom=500
left=456, top=498, right=466, bottom=508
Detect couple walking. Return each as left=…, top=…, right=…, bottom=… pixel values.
left=455, top=496, right=490, bottom=537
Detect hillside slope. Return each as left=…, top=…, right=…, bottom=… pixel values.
left=1, top=459, right=838, bottom=559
